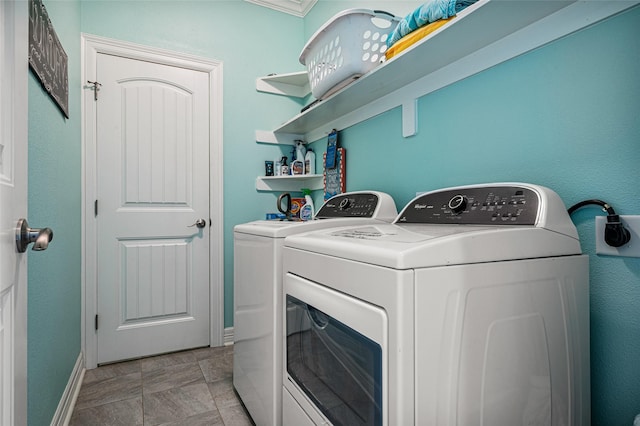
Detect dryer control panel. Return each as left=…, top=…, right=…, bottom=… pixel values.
left=396, top=185, right=540, bottom=225
left=316, top=192, right=384, bottom=219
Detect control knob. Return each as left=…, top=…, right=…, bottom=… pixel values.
left=448, top=194, right=468, bottom=214
left=338, top=198, right=351, bottom=210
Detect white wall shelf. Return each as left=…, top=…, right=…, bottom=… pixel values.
left=261, top=0, right=638, bottom=142
left=256, top=174, right=323, bottom=192
left=255, top=129, right=305, bottom=145
left=256, top=71, right=310, bottom=98
left=254, top=0, right=638, bottom=191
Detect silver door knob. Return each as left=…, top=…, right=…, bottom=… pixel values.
left=188, top=219, right=207, bottom=229
left=16, top=219, right=53, bottom=253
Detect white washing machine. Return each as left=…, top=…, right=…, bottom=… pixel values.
left=233, top=191, right=398, bottom=426
left=282, top=183, right=590, bottom=426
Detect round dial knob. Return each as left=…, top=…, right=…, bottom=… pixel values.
left=448, top=194, right=468, bottom=214
left=338, top=198, right=351, bottom=210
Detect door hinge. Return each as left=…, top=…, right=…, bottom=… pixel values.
left=95, top=314, right=99, bottom=331
left=94, top=200, right=98, bottom=217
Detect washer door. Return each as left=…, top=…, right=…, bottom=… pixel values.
left=284, top=273, right=388, bottom=426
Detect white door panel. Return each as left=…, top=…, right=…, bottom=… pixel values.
left=0, top=1, right=28, bottom=424
left=96, top=53, right=210, bottom=363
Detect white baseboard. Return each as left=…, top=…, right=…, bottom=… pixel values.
left=50, top=352, right=85, bottom=426
left=224, top=326, right=234, bottom=346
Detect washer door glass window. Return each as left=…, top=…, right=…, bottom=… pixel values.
left=286, top=295, right=382, bottom=426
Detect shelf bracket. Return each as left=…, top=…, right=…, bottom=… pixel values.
left=402, top=99, right=418, bottom=138
left=255, top=71, right=310, bottom=98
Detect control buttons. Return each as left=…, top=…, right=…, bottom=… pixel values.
left=318, top=195, right=379, bottom=217
left=448, top=194, right=468, bottom=214
left=395, top=186, right=538, bottom=225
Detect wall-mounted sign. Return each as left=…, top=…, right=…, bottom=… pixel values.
left=28, top=0, right=69, bottom=118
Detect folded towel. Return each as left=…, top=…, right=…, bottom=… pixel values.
left=387, top=0, right=477, bottom=48
left=385, top=17, right=454, bottom=60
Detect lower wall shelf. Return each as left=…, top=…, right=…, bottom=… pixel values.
left=256, top=174, right=323, bottom=191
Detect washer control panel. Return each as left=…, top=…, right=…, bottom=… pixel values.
left=396, top=185, right=540, bottom=225
left=316, top=192, right=382, bottom=218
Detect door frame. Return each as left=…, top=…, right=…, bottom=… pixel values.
left=81, top=33, right=224, bottom=369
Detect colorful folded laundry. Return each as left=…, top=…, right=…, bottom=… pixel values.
left=387, top=0, right=478, bottom=48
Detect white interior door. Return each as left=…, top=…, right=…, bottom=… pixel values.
left=95, top=53, right=211, bottom=364
left=0, top=1, right=28, bottom=424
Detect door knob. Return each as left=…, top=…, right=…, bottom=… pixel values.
left=16, top=219, right=54, bottom=253
left=188, top=219, right=207, bottom=229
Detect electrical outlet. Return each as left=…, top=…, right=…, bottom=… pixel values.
left=595, top=215, right=640, bottom=257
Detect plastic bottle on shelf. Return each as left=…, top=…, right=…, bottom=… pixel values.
left=300, top=188, right=315, bottom=221
left=304, top=148, right=316, bottom=175
left=291, top=141, right=306, bottom=175
left=280, top=156, right=289, bottom=176
left=274, top=157, right=281, bottom=176
left=295, top=140, right=306, bottom=162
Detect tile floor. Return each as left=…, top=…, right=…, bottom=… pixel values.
left=70, top=345, right=254, bottom=426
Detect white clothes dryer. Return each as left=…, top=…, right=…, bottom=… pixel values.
left=233, top=191, right=397, bottom=426
left=282, top=183, right=590, bottom=426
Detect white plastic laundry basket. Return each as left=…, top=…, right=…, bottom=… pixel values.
left=299, top=9, right=399, bottom=100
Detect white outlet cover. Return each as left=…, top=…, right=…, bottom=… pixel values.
left=595, top=215, right=640, bottom=257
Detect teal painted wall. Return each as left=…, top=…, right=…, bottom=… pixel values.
left=25, top=0, right=640, bottom=424
left=27, top=1, right=82, bottom=425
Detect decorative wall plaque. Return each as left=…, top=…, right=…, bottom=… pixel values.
left=323, top=148, right=346, bottom=201
left=28, top=0, right=69, bottom=118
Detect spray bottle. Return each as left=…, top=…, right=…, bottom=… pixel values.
left=295, top=140, right=306, bottom=161
left=292, top=140, right=306, bottom=175
left=300, top=188, right=315, bottom=221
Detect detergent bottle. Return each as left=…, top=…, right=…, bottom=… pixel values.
left=304, top=148, right=316, bottom=175
left=291, top=140, right=306, bottom=175
left=300, top=188, right=315, bottom=221
left=295, top=140, right=306, bottom=161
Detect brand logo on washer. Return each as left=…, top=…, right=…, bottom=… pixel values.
left=414, top=204, right=428, bottom=210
